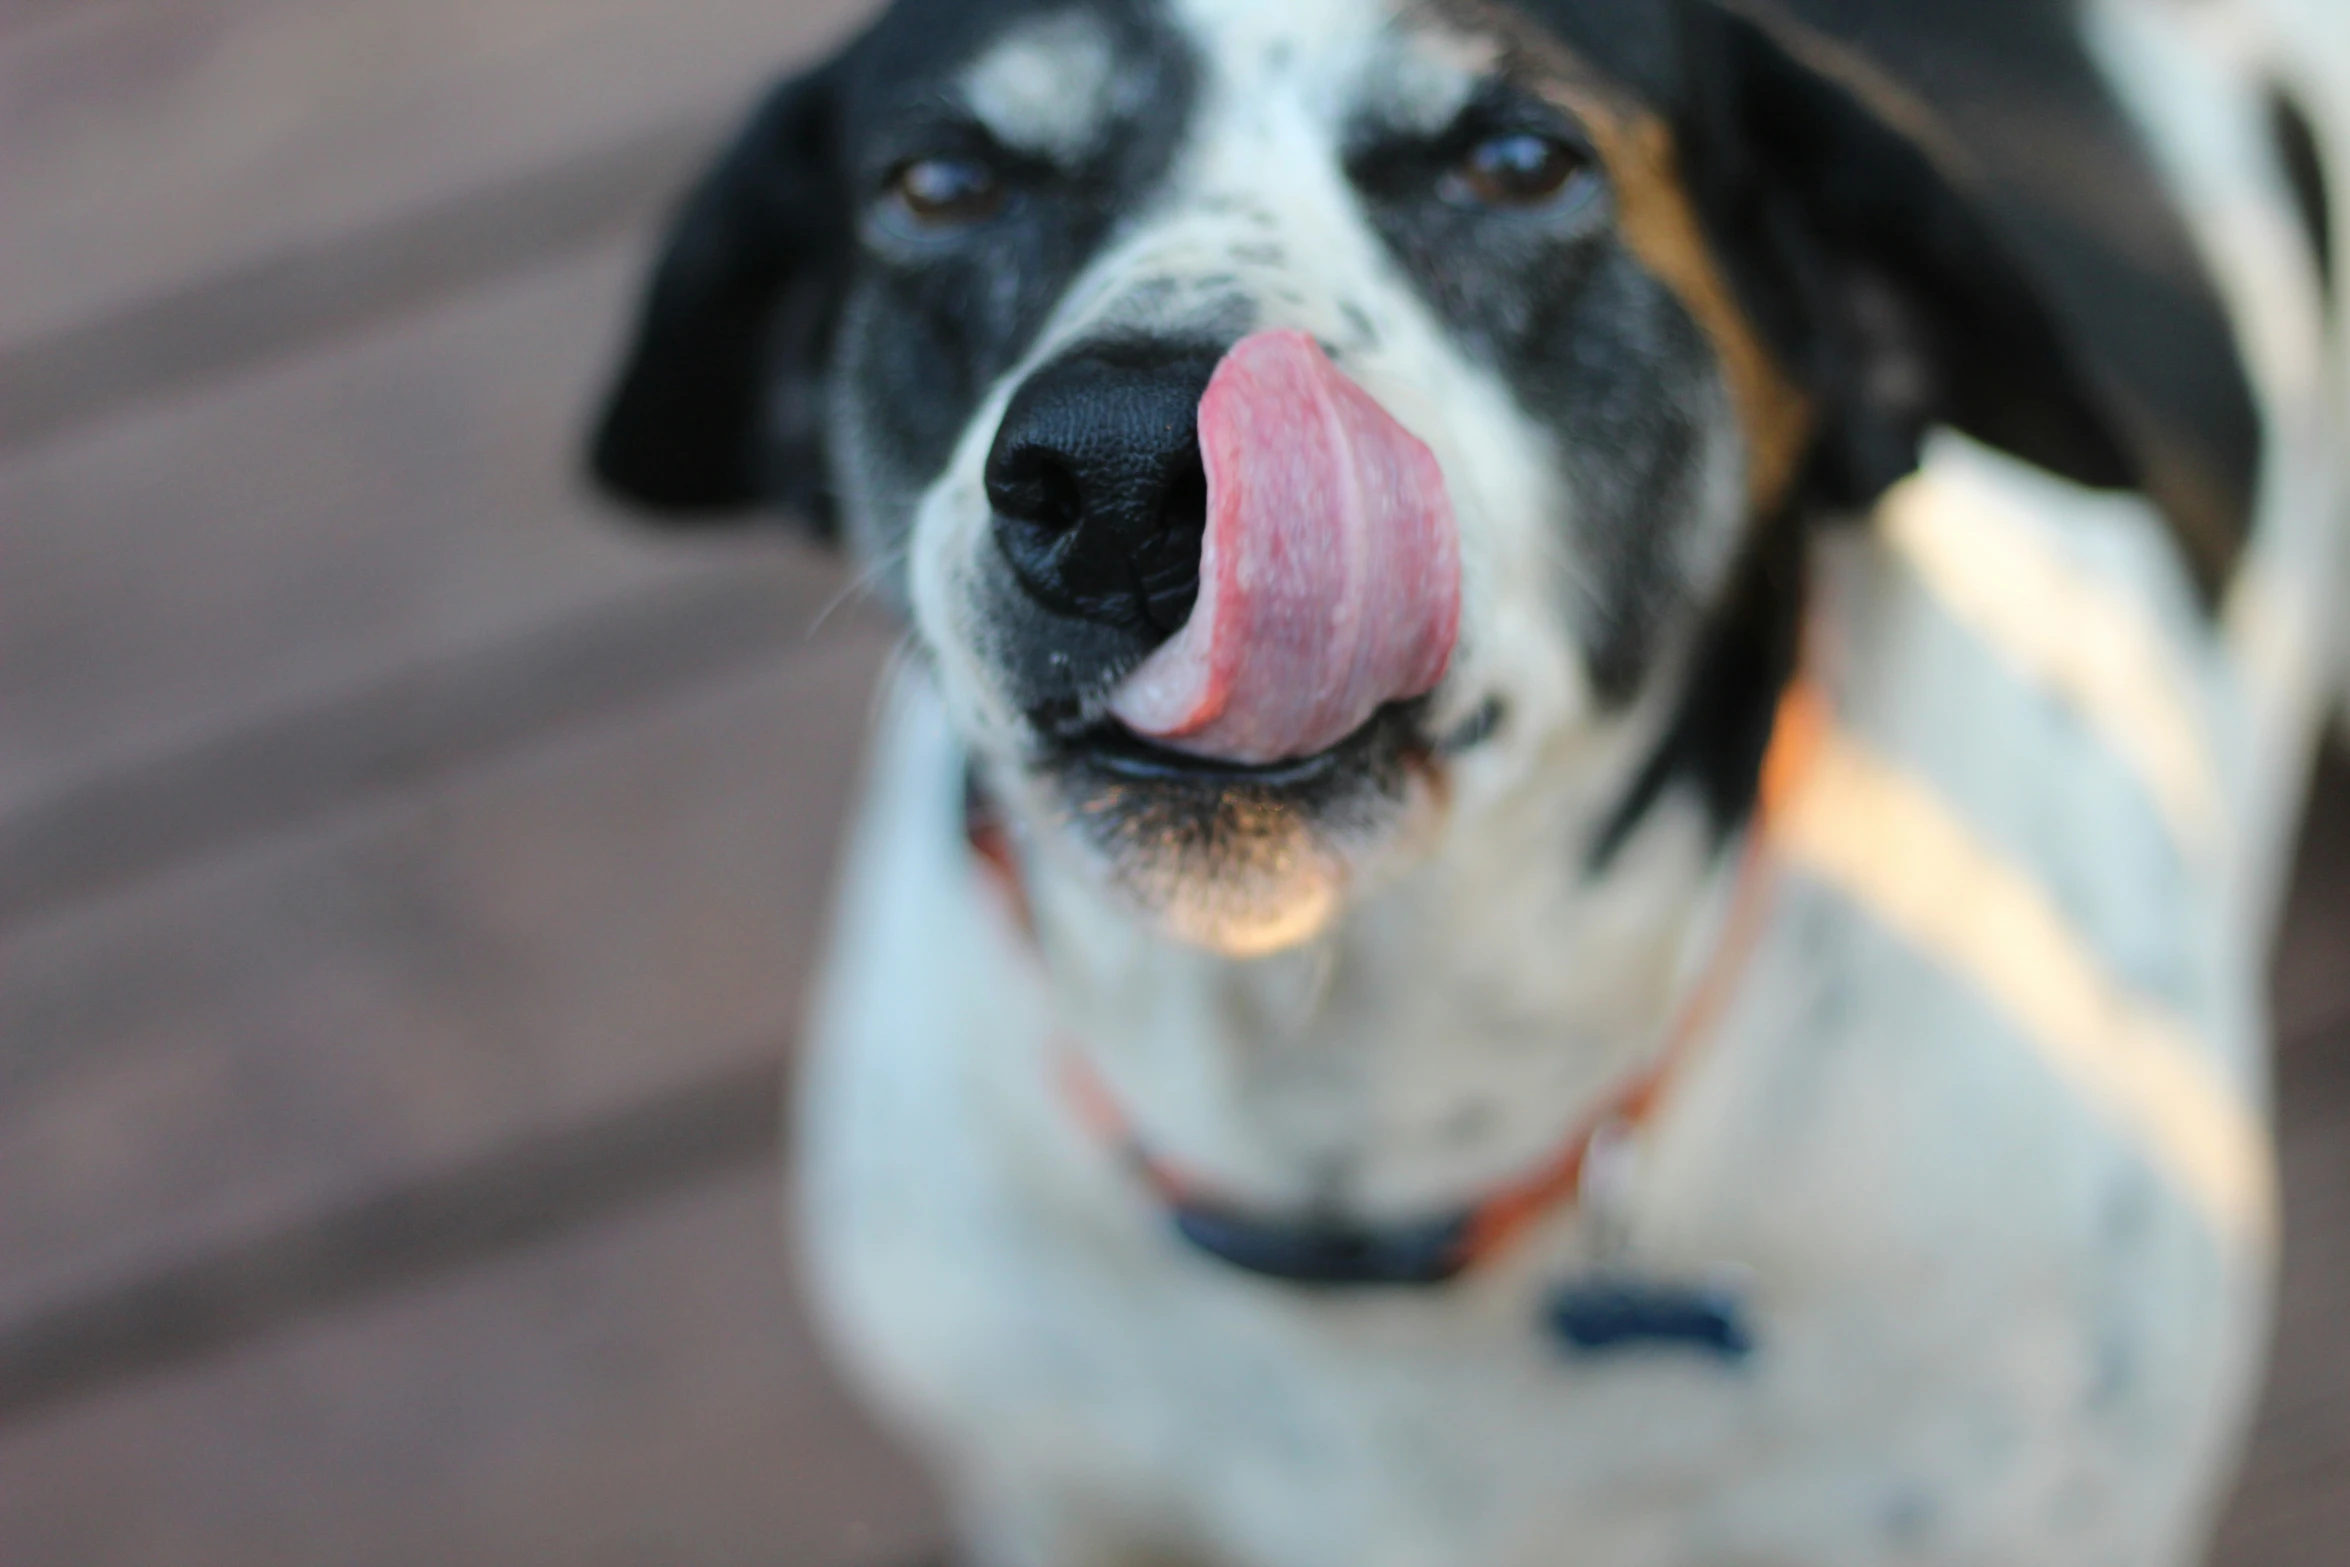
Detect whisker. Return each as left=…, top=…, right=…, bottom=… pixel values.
left=809, top=543, right=907, bottom=638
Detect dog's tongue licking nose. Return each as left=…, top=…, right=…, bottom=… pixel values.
left=1107, top=330, right=1460, bottom=766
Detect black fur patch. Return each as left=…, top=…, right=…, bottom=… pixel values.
left=590, top=0, right=1198, bottom=553
left=1590, top=503, right=1804, bottom=870
left=1517, top=0, right=2264, bottom=849
left=1739, top=0, right=2261, bottom=596
left=1349, top=81, right=1726, bottom=704
left=2271, top=86, right=2335, bottom=310
left=588, top=59, right=851, bottom=525
left=826, top=2, right=1198, bottom=569
left=1525, top=0, right=2261, bottom=599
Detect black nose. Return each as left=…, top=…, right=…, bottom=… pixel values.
left=985, top=346, right=1220, bottom=637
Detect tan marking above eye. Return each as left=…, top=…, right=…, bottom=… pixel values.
left=1583, top=102, right=1815, bottom=516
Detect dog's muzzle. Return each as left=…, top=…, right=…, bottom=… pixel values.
left=986, top=330, right=1461, bottom=769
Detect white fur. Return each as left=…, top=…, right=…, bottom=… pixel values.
left=798, top=2, right=2350, bottom=1563
left=961, top=13, right=1129, bottom=165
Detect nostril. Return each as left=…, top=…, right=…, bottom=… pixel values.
left=987, top=442, right=1086, bottom=536
left=988, top=443, right=1094, bottom=617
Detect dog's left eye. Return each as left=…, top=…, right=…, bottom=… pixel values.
left=889, top=155, right=1005, bottom=227
left=1445, top=132, right=1591, bottom=211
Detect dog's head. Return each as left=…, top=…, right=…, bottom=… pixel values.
left=590, top=0, right=2248, bottom=955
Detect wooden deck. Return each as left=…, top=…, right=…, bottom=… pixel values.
left=0, top=3, right=2342, bottom=1562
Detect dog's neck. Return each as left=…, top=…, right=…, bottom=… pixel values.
left=1014, top=741, right=1743, bottom=1221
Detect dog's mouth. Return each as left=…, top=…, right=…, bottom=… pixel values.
left=1057, top=714, right=1381, bottom=790
left=1024, top=695, right=1501, bottom=957
left=1049, top=692, right=1502, bottom=788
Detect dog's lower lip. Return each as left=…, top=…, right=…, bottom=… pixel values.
left=1046, top=694, right=1499, bottom=787
left=1063, top=723, right=1353, bottom=787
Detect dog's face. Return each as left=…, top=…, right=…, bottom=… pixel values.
left=592, top=0, right=2199, bottom=955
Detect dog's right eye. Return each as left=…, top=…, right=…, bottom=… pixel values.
left=1443, top=132, right=1593, bottom=213
left=889, top=156, right=1005, bottom=228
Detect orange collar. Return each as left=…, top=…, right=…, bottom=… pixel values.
left=967, top=683, right=1826, bottom=1287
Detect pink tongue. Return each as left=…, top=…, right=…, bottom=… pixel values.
left=1107, top=330, right=1460, bottom=765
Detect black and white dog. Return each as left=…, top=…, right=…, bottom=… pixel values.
left=591, top=0, right=2349, bottom=1561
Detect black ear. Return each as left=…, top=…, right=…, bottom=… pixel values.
left=1674, top=0, right=2257, bottom=595
left=588, top=62, right=850, bottom=533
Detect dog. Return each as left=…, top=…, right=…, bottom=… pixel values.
left=588, top=0, right=2350, bottom=1561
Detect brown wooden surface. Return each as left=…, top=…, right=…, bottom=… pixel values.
left=0, top=0, right=868, bottom=346
left=0, top=1169, right=942, bottom=1567
left=0, top=629, right=888, bottom=1323
left=0, top=1, right=2342, bottom=1561
left=2211, top=751, right=2350, bottom=1567
left=4, top=247, right=725, bottom=812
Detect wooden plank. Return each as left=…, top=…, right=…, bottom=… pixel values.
left=0, top=117, right=716, bottom=456
left=2209, top=750, right=2350, bottom=1565
left=2271, top=747, right=2350, bottom=1043
left=0, top=1059, right=783, bottom=1420
left=0, top=1165, right=945, bottom=1567
left=2210, top=1023, right=2350, bottom=1565
left=0, top=626, right=892, bottom=1327
left=0, top=0, right=874, bottom=350
left=0, top=241, right=841, bottom=830
left=0, top=0, right=87, bottom=41
left=0, top=566, right=860, bottom=926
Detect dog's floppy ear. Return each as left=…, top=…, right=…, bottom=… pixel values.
left=1673, top=0, right=2253, bottom=593
left=588, top=61, right=850, bottom=533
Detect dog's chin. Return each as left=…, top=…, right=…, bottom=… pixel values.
left=1034, top=703, right=1449, bottom=959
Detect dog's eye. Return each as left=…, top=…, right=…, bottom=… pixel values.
left=1446, top=132, right=1590, bottom=211
left=890, top=155, right=1004, bottom=227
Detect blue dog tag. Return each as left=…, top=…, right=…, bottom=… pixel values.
left=1545, top=1275, right=1755, bottom=1361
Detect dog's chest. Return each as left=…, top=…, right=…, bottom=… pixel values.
left=803, top=882, right=2257, bottom=1567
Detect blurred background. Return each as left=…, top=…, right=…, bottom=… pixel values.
left=0, top=1, right=2344, bottom=1563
